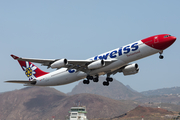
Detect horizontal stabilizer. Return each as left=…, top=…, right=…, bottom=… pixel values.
left=5, top=80, right=36, bottom=85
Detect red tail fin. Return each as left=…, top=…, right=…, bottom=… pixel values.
left=11, top=55, right=49, bottom=80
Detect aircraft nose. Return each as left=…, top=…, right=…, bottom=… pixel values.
left=157, top=36, right=176, bottom=50
left=171, top=36, right=177, bottom=42
left=167, top=36, right=176, bottom=46
left=141, top=34, right=176, bottom=51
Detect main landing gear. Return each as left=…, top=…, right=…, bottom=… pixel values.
left=103, top=76, right=113, bottom=86
left=159, top=51, right=164, bottom=59
left=83, top=75, right=113, bottom=86
left=83, top=75, right=99, bottom=84
left=83, top=79, right=90, bottom=84
left=93, top=75, right=99, bottom=82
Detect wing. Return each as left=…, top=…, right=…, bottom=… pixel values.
left=11, top=54, right=117, bottom=72
left=11, top=54, right=55, bottom=66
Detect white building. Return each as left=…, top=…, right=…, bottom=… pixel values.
left=67, top=106, right=88, bottom=120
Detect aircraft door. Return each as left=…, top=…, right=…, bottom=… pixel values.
left=154, top=36, right=159, bottom=43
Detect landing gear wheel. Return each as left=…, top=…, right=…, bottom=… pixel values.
left=103, top=81, right=109, bottom=86
left=83, top=80, right=90, bottom=84
left=93, top=78, right=99, bottom=82
left=87, top=75, right=93, bottom=80
left=159, top=55, right=164, bottom=59
left=83, top=80, right=86, bottom=84
left=106, top=77, right=113, bottom=82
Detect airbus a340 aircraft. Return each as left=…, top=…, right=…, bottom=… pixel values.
left=6, top=34, right=176, bottom=86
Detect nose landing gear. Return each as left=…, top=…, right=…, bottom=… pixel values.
left=159, top=55, right=164, bottom=59
left=159, top=51, right=164, bottom=59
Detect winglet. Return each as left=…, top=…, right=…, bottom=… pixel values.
left=11, top=54, right=19, bottom=60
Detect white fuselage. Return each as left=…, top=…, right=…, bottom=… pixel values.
left=33, top=40, right=159, bottom=86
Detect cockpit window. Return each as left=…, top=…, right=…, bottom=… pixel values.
left=164, top=35, right=171, bottom=38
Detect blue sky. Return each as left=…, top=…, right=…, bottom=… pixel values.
left=1, top=0, right=180, bottom=93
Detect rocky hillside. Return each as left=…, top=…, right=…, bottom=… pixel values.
left=141, top=86, right=180, bottom=96
left=92, top=106, right=175, bottom=120
left=0, top=87, right=137, bottom=120
left=117, top=106, right=173, bottom=119
left=135, top=94, right=180, bottom=105
left=0, top=87, right=66, bottom=120
left=68, top=77, right=144, bottom=100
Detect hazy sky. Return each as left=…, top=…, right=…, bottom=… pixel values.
left=1, top=0, right=180, bottom=93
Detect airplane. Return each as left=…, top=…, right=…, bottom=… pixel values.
left=6, top=34, right=176, bottom=86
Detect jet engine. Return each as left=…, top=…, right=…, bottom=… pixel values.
left=88, top=60, right=105, bottom=69
left=51, top=59, right=68, bottom=68
left=122, top=63, right=139, bottom=76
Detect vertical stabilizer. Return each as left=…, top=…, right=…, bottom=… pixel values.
left=11, top=54, right=49, bottom=80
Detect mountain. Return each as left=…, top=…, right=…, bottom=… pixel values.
left=141, top=86, right=180, bottom=96
left=63, top=93, right=137, bottom=119
left=0, top=87, right=137, bottom=120
left=126, top=85, right=138, bottom=93
left=0, top=87, right=66, bottom=120
left=68, top=77, right=144, bottom=100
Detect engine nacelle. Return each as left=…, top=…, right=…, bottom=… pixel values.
left=51, top=59, right=68, bottom=68
left=122, top=63, right=139, bottom=76
left=88, top=60, right=105, bottom=69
